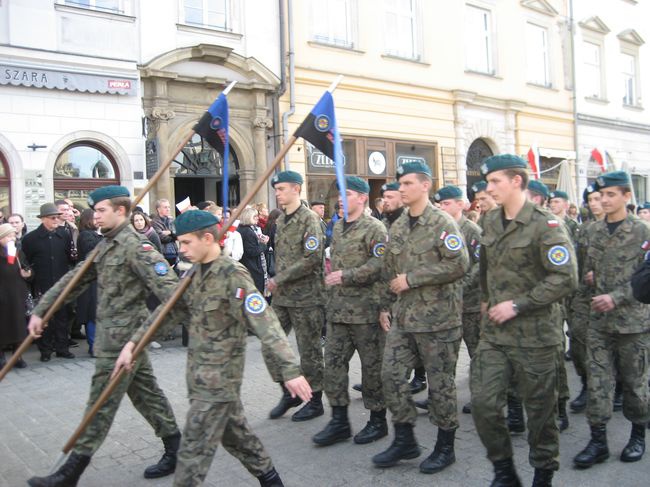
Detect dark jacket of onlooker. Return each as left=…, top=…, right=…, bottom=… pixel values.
left=76, top=229, right=102, bottom=325
left=238, top=224, right=267, bottom=293
left=21, top=225, right=74, bottom=296
left=151, top=215, right=178, bottom=261
left=0, top=245, right=29, bottom=346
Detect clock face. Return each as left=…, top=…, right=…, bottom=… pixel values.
left=368, top=151, right=386, bottom=175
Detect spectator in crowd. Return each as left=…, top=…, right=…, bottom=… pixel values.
left=568, top=203, right=580, bottom=221
left=63, top=197, right=82, bottom=222
left=56, top=199, right=82, bottom=341
left=131, top=211, right=162, bottom=252
left=76, top=209, right=102, bottom=357
left=56, top=199, right=80, bottom=246
left=237, top=207, right=269, bottom=294
left=255, top=202, right=270, bottom=232
left=0, top=223, right=31, bottom=369
left=152, top=198, right=179, bottom=266
left=8, top=213, right=27, bottom=243
left=264, top=208, right=282, bottom=252
left=325, top=202, right=343, bottom=245
left=20, top=203, right=75, bottom=361
left=0, top=207, right=6, bottom=224
left=371, top=197, right=384, bottom=220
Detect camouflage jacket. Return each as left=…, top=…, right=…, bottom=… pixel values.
left=479, top=202, right=578, bottom=347
left=564, top=216, right=579, bottom=244
left=381, top=207, right=405, bottom=231
left=132, top=258, right=301, bottom=402
left=382, top=202, right=468, bottom=333
left=586, top=214, right=650, bottom=334
left=33, top=223, right=182, bottom=358
left=459, top=216, right=482, bottom=313
left=327, top=214, right=387, bottom=324
left=272, top=204, right=324, bottom=307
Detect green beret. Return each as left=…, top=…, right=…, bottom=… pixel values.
left=175, top=210, right=219, bottom=236
left=480, top=154, right=528, bottom=177
left=433, top=185, right=463, bottom=202
left=271, top=170, right=303, bottom=187
left=345, top=175, right=370, bottom=194
left=380, top=182, right=400, bottom=196
left=527, top=180, right=549, bottom=198
left=639, top=202, right=650, bottom=211
left=87, top=185, right=130, bottom=209
left=548, top=190, right=569, bottom=201
left=582, top=183, right=599, bottom=203
left=596, top=171, right=631, bottom=189
left=471, top=181, right=488, bottom=193
left=396, top=161, right=431, bottom=180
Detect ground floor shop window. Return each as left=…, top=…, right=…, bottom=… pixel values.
left=0, top=153, right=10, bottom=215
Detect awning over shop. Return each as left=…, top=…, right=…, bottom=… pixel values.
left=0, top=62, right=138, bottom=96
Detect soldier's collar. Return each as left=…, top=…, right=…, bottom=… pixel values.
left=103, top=221, right=132, bottom=241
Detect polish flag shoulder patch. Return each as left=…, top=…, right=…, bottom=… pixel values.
left=642, top=241, right=650, bottom=251
left=439, top=231, right=448, bottom=240
left=142, top=243, right=154, bottom=251
left=547, top=220, right=560, bottom=228
left=235, top=288, right=245, bottom=299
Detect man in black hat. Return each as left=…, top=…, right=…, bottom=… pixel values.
left=21, top=203, right=75, bottom=361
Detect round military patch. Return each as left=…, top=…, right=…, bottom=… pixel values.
left=314, top=114, right=330, bottom=132
left=305, top=235, right=320, bottom=251
left=474, top=243, right=481, bottom=260
left=444, top=234, right=463, bottom=251
left=548, top=245, right=570, bottom=266
left=244, top=293, right=267, bottom=314
left=372, top=242, right=386, bottom=258
left=210, top=116, right=222, bottom=130
left=154, top=262, right=168, bottom=276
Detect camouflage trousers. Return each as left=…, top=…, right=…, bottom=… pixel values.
left=471, top=341, right=561, bottom=470
left=568, top=290, right=590, bottom=379
left=73, top=354, right=179, bottom=456
left=382, top=326, right=461, bottom=429
left=323, top=322, right=385, bottom=411
left=586, top=328, right=650, bottom=425
left=269, top=305, right=324, bottom=391
left=462, top=312, right=481, bottom=359
left=174, top=399, right=273, bottom=487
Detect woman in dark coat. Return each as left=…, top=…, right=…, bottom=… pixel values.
left=0, top=223, right=31, bottom=368
left=237, top=207, right=268, bottom=294
left=76, top=209, right=102, bottom=357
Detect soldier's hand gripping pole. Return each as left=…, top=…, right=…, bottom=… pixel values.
left=0, top=127, right=198, bottom=383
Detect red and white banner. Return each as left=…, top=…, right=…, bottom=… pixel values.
left=527, top=145, right=540, bottom=180
left=590, top=148, right=607, bottom=173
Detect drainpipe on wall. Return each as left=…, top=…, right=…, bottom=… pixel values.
left=569, top=0, right=581, bottom=192
left=281, top=0, right=295, bottom=168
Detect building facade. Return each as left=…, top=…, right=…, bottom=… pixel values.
left=279, top=0, right=576, bottom=211
left=0, top=0, right=282, bottom=227
left=572, top=0, right=649, bottom=202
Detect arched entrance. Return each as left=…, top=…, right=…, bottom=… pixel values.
left=173, top=133, right=240, bottom=210
left=466, top=138, right=494, bottom=200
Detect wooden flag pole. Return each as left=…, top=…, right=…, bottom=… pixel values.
left=0, top=129, right=196, bottom=383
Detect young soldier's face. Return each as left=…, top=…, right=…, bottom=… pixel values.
left=600, top=187, right=630, bottom=215
left=439, top=199, right=464, bottom=219
left=638, top=209, right=650, bottom=222
left=587, top=192, right=603, bottom=216
left=486, top=170, right=520, bottom=205
left=178, top=233, right=215, bottom=263
left=274, top=183, right=300, bottom=207
left=474, top=191, right=496, bottom=212
left=93, top=200, right=122, bottom=231
left=345, top=190, right=366, bottom=214
left=549, top=198, right=568, bottom=216
left=382, top=191, right=402, bottom=212
left=399, top=174, right=430, bottom=206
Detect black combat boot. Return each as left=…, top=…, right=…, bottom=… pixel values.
left=371, top=422, right=421, bottom=467
left=613, top=381, right=623, bottom=412
left=257, top=467, right=284, bottom=487
left=144, top=432, right=181, bottom=478
left=620, top=423, right=646, bottom=462
left=291, top=390, right=324, bottom=422
left=489, top=458, right=522, bottom=487
left=352, top=383, right=362, bottom=392
left=269, top=384, right=302, bottom=419
left=531, top=468, right=553, bottom=487
left=570, top=376, right=588, bottom=413
left=419, top=427, right=456, bottom=474
left=312, top=406, right=351, bottom=446
left=354, top=409, right=388, bottom=444
left=415, top=398, right=428, bottom=410
left=28, top=452, right=91, bottom=487
left=558, top=400, right=569, bottom=432
left=410, top=366, right=427, bottom=395
left=507, top=396, right=525, bottom=434
left=462, top=401, right=472, bottom=414
left=573, top=423, right=609, bottom=468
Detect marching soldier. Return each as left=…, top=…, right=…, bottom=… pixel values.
left=380, top=181, right=406, bottom=229
left=471, top=155, right=577, bottom=486
left=527, top=179, right=550, bottom=208
left=265, top=171, right=326, bottom=421
left=372, top=161, right=468, bottom=475
left=569, top=185, right=605, bottom=413
left=312, top=176, right=388, bottom=447
left=471, top=181, right=497, bottom=229
left=27, top=186, right=183, bottom=487
left=114, top=210, right=311, bottom=487
left=549, top=190, right=579, bottom=242
left=574, top=171, right=650, bottom=468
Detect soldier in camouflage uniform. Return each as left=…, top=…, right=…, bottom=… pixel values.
left=265, top=171, right=326, bottom=422
left=27, top=186, right=182, bottom=487
left=312, top=176, right=388, bottom=447
left=372, top=162, right=468, bottom=475
left=569, top=185, right=605, bottom=413
left=114, top=210, right=311, bottom=487
left=471, top=155, right=577, bottom=486
left=471, top=181, right=497, bottom=229
left=574, top=171, right=650, bottom=469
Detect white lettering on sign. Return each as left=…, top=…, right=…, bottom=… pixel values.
left=108, top=79, right=131, bottom=89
